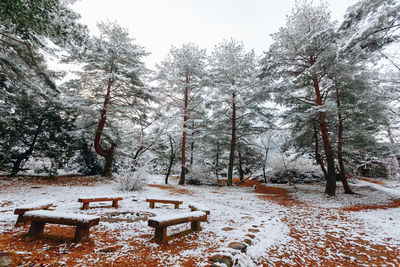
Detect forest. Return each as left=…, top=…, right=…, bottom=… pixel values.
left=1, top=0, right=399, bottom=195
left=1, top=0, right=400, bottom=266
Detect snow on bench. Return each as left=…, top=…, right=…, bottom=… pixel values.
left=78, top=196, right=123, bottom=210
left=23, top=210, right=100, bottom=241
left=148, top=211, right=207, bottom=243
left=188, top=203, right=210, bottom=215
left=14, top=200, right=53, bottom=226
left=146, top=198, right=183, bottom=209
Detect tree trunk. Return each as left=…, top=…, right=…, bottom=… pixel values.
left=0, top=128, right=23, bottom=169
left=190, top=122, right=195, bottom=167
left=312, top=73, right=336, bottom=196
left=10, top=119, right=44, bottom=176
left=215, top=142, right=220, bottom=179
left=227, top=91, right=236, bottom=186
left=94, top=78, right=116, bottom=177
left=165, top=135, right=175, bottom=184
left=313, top=119, right=328, bottom=178
left=262, top=146, right=269, bottom=183
left=238, top=148, right=244, bottom=182
left=386, top=126, right=400, bottom=166
left=336, top=86, right=353, bottom=194
left=179, top=75, right=190, bottom=185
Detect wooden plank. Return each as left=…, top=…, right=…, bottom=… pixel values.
left=146, top=198, right=182, bottom=204
left=154, top=227, right=167, bottom=243
left=188, top=204, right=210, bottom=215
left=14, top=203, right=53, bottom=215
left=27, top=221, right=45, bottom=237
left=74, top=225, right=90, bottom=241
left=146, top=198, right=183, bottom=210
left=78, top=197, right=123, bottom=203
left=24, top=211, right=100, bottom=227
left=148, top=211, right=207, bottom=228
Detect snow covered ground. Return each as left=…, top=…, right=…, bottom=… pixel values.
left=0, top=175, right=289, bottom=266
left=1, top=175, right=400, bottom=266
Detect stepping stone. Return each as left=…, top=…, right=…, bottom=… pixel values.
left=246, top=234, right=256, bottom=239
left=228, top=242, right=247, bottom=253
left=99, top=246, right=117, bottom=253
left=248, top=228, right=260, bottom=233
left=210, top=256, right=233, bottom=267
left=221, top=227, right=234, bottom=231
left=0, top=252, right=12, bottom=267
left=243, top=239, right=252, bottom=245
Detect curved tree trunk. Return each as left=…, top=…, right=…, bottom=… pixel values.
left=94, top=79, right=116, bottom=177
left=227, top=91, right=236, bottom=186
left=336, top=86, right=353, bottom=194
left=0, top=128, right=23, bottom=170
left=10, top=118, right=44, bottom=176
left=312, top=73, right=336, bottom=196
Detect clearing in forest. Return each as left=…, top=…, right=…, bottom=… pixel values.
left=0, top=175, right=400, bottom=266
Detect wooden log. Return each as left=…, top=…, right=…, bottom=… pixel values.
left=191, top=220, right=201, bottom=231
left=23, top=210, right=100, bottom=242
left=27, top=221, right=45, bottom=237
left=145, top=198, right=183, bottom=209
left=188, top=203, right=210, bottom=215
left=74, top=225, right=90, bottom=241
left=14, top=201, right=53, bottom=226
left=154, top=227, right=167, bottom=243
left=78, top=197, right=123, bottom=210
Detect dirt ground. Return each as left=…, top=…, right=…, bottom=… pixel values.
left=1, top=176, right=400, bottom=266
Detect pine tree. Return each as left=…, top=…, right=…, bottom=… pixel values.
left=155, top=43, right=207, bottom=185
left=0, top=0, right=87, bottom=175
left=69, top=22, right=149, bottom=177
left=209, top=39, right=261, bottom=186
left=260, top=1, right=339, bottom=195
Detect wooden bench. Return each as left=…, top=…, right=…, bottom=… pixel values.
left=14, top=200, right=53, bottom=226
left=146, top=198, right=183, bottom=209
left=23, top=210, right=100, bottom=241
left=148, top=211, right=207, bottom=243
left=188, top=203, right=210, bottom=215
left=78, top=197, right=123, bottom=210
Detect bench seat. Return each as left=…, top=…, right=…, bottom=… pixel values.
left=148, top=211, right=207, bottom=243
left=188, top=203, right=210, bottom=215
left=78, top=196, right=123, bottom=210
left=23, top=210, right=100, bottom=241
left=14, top=200, right=53, bottom=226
left=146, top=198, right=183, bottom=209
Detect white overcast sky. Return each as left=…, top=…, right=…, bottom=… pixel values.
left=72, top=0, right=356, bottom=68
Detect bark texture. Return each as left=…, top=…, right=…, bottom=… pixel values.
left=179, top=75, right=190, bottom=185
left=313, top=119, right=328, bottom=179
left=227, top=91, right=236, bottom=186
left=94, top=79, right=116, bottom=177
left=336, top=86, right=353, bottom=194
left=312, top=71, right=336, bottom=196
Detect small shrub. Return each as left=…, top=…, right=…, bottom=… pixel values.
left=116, top=165, right=146, bottom=192
left=186, top=164, right=218, bottom=185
